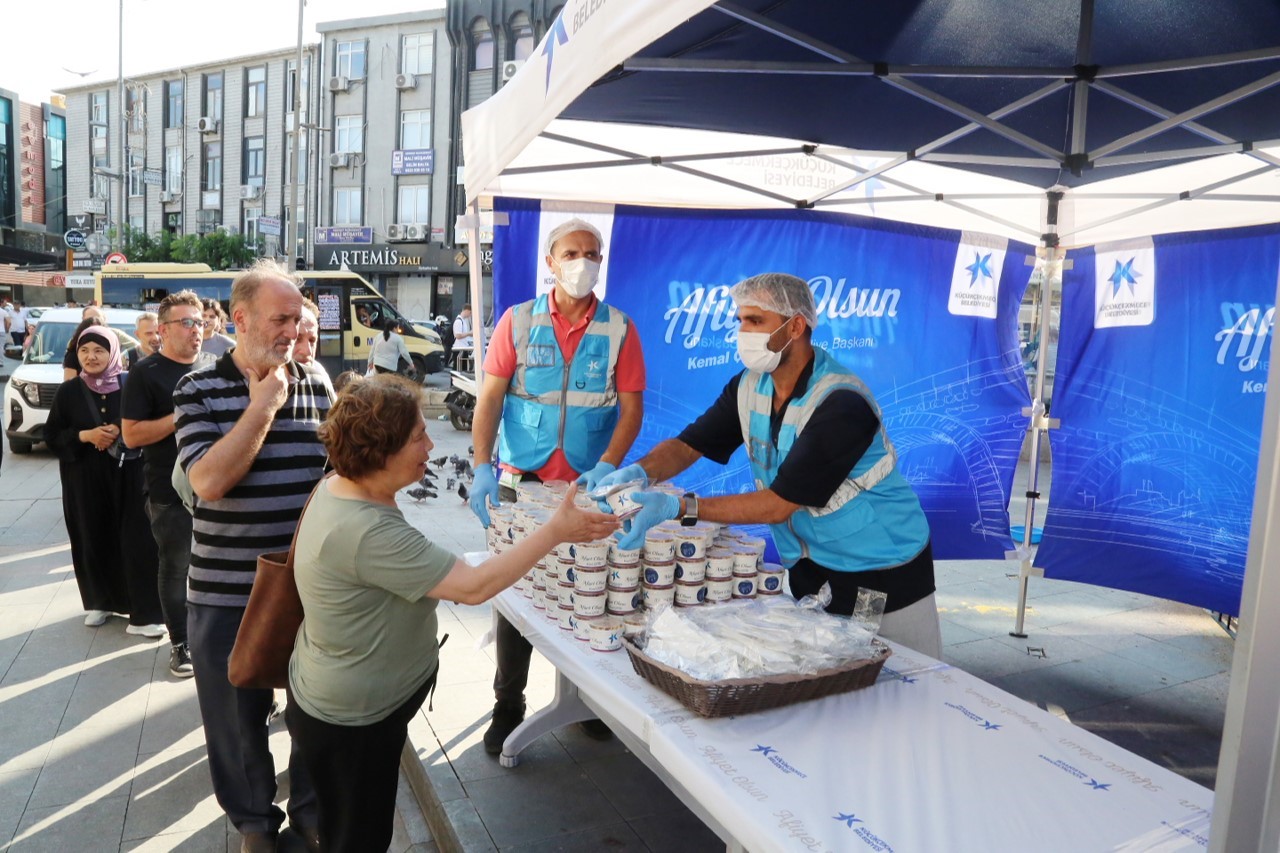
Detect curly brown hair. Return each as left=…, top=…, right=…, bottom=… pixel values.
left=318, top=374, right=425, bottom=480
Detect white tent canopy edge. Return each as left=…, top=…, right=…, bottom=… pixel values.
left=460, top=2, right=1280, bottom=848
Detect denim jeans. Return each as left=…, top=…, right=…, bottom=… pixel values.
left=147, top=498, right=192, bottom=646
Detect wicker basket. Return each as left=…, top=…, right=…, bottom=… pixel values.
left=622, top=638, right=892, bottom=718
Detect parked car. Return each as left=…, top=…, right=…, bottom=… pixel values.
left=3, top=307, right=141, bottom=453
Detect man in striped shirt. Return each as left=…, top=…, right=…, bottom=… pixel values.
left=175, top=259, right=332, bottom=853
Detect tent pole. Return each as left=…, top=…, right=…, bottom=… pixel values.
left=467, top=199, right=487, bottom=388
left=1011, top=191, right=1064, bottom=637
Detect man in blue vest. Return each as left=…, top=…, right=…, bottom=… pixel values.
left=594, top=272, right=942, bottom=656
left=469, top=218, right=646, bottom=753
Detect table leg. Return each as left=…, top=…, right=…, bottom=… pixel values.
left=499, top=669, right=596, bottom=768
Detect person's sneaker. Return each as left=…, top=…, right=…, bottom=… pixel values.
left=169, top=644, right=194, bottom=678
left=483, top=700, right=527, bottom=755
left=578, top=719, right=614, bottom=742
left=126, top=623, right=167, bottom=638
left=84, top=610, right=110, bottom=627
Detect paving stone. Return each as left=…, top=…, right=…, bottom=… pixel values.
left=464, top=765, right=622, bottom=849
left=123, top=747, right=223, bottom=841
left=8, top=792, right=128, bottom=852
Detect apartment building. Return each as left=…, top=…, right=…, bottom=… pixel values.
left=312, top=9, right=465, bottom=319
left=62, top=45, right=322, bottom=261
left=0, top=86, right=66, bottom=267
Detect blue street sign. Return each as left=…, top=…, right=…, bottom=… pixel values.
left=314, top=226, right=374, bottom=244
left=391, top=149, right=434, bottom=176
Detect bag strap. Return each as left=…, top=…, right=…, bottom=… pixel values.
left=286, top=471, right=335, bottom=569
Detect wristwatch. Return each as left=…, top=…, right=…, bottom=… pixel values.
left=680, top=492, right=699, bottom=527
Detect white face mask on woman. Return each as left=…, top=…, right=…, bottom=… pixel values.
left=736, top=316, right=798, bottom=373
left=555, top=258, right=601, bottom=298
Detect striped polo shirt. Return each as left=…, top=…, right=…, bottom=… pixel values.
left=174, top=351, right=333, bottom=608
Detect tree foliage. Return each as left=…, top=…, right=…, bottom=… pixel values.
left=119, top=227, right=262, bottom=270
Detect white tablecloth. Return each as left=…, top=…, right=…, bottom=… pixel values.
left=494, top=589, right=1213, bottom=852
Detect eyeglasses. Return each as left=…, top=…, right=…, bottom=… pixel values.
left=162, top=318, right=207, bottom=330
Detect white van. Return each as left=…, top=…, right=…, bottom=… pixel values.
left=3, top=307, right=141, bottom=454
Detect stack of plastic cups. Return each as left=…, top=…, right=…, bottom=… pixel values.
left=572, top=539, right=610, bottom=639
left=672, top=527, right=707, bottom=607
left=731, top=544, right=759, bottom=600
left=606, top=538, right=642, bottom=617
left=641, top=528, right=676, bottom=610
left=703, top=545, right=735, bottom=603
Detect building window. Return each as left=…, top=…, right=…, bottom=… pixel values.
left=46, top=112, right=67, bottom=233
left=245, top=66, right=266, bottom=117
left=511, top=13, right=535, bottom=61
left=286, top=130, right=308, bottom=185
left=402, top=33, right=433, bottom=75
left=126, top=86, right=145, bottom=133
left=90, top=94, right=109, bottom=169
left=286, top=57, right=310, bottom=114
left=91, top=92, right=108, bottom=125
left=0, top=99, right=10, bottom=227
left=333, top=188, right=361, bottom=225
left=165, top=79, right=184, bottom=129
left=243, top=136, right=264, bottom=187
left=471, top=19, right=494, bottom=71
left=128, top=153, right=145, bottom=197
left=243, top=206, right=262, bottom=243
left=204, top=72, right=223, bottom=121
left=335, top=41, right=366, bottom=79
left=203, top=141, right=222, bottom=191
left=128, top=213, right=144, bottom=233
left=397, top=185, right=430, bottom=224
left=165, top=145, right=182, bottom=193
left=400, top=109, right=430, bottom=150
left=335, top=115, right=362, bottom=154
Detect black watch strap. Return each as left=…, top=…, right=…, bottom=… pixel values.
left=680, top=492, right=699, bottom=527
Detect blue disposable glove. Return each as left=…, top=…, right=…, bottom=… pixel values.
left=616, top=491, right=681, bottom=550
left=590, top=462, right=650, bottom=512
left=469, top=463, right=500, bottom=527
left=576, top=460, right=617, bottom=492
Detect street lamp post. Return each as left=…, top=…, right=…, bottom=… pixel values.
left=116, top=0, right=125, bottom=251
left=285, top=0, right=305, bottom=270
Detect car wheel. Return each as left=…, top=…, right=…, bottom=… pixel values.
left=424, top=352, right=443, bottom=374
left=9, top=437, right=33, bottom=454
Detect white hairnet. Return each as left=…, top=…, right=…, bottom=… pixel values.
left=730, top=273, right=819, bottom=327
left=544, top=218, right=604, bottom=257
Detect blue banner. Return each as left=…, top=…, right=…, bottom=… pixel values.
left=1036, top=225, right=1279, bottom=615
left=493, top=199, right=1033, bottom=559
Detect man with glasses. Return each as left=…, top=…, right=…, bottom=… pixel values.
left=122, top=291, right=214, bottom=678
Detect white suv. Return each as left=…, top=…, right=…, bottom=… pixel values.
left=4, top=307, right=142, bottom=454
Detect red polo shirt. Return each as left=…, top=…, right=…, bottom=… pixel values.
left=484, top=291, right=646, bottom=481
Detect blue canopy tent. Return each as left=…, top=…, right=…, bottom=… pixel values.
left=461, top=3, right=1280, bottom=845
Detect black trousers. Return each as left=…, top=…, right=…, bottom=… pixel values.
left=287, top=669, right=437, bottom=853
left=147, top=498, right=191, bottom=646
left=188, top=603, right=317, bottom=835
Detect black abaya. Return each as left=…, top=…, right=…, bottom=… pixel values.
left=45, top=379, right=163, bottom=625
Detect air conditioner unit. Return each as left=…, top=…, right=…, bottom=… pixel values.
left=501, top=60, right=524, bottom=84
left=240, top=184, right=262, bottom=200
left=159, top=190, right=177, bottom=203
left=394, top=73, right=416, bottom=90
left=328, top=76, right=350, bottom=93
left=387, top=223, right=423, bottom=241
left=329, top=152, right=351, bottom=168
left=196, top=116, right=218, bottom=133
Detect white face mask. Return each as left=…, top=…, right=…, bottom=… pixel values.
left=555, top=258, right=601, bottom=298
left=736, top=316, right=797, bottom=373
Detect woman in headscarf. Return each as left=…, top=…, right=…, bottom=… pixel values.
left=45, top=326, right=165, bottom=635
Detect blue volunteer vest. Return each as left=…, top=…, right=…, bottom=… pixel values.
left=738, top=348, right=930, bottom=571
left=499, top=294, right=629, bottom=474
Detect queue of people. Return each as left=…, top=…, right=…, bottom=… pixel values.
left=18, top=216, right=944, bottom=852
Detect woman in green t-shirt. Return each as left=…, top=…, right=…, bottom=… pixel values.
left=287, top=375, right=619, bottom=852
